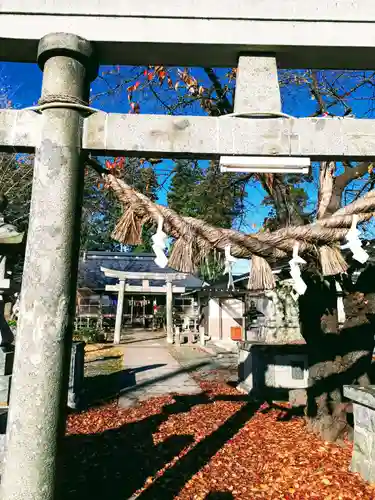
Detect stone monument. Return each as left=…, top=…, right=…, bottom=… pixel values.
left=244, top=279, right=303, bottom=344
left=238, top=278, right=308, bottom=403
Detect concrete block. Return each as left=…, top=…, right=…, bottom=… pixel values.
left=289, top=389, right=307, bottom=407
left=238, top=344, right=309, bottom=395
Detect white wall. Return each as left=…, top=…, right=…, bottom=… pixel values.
left=208, top=298, right=221, bottom=340
left=208, top=297, right=244, bottom=342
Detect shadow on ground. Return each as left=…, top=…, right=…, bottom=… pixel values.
left=83, top=364, right=167, bottom=408
left=121, top=335, right=167, bottom=345
left=62, top=386, right=257, bottom=499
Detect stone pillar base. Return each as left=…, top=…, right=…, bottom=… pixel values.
left=344, top=385, right=375, bottom=483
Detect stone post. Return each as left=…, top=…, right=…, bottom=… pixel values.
left=199, top=326, right=206, bottom=347
left=344, top=385, right=375, bottom=483
left=166, top=279, right=173, bottom=343
left=114, top=279, right=125, bottom=344
left=234, top=54, right=281, bottom=114
left=0, top=33, right=97, bottom=500
left=67, top=341, right=86, bottom=410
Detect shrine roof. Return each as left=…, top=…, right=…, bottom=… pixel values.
left=77, top=251, right=204, bottom=291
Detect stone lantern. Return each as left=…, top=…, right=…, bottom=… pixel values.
left=0, top=194, right=24, bottom=405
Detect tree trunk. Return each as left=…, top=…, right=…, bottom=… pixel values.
left=266, top=166, right=375, bottom=442
left=300, top=269, right=375, bottom=442
left=261, top=174, right=305, bottom=227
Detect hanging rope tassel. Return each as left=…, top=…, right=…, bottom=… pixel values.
left=248, top=255, right=276, bottom=291
left=111, top=206, right=143, bottom=245
left=319, top=244, right=348, bottom=276
left=168, top=236, right=197, bottom=273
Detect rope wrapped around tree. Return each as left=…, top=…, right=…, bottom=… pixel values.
left=105, top=174, right=375, bottom=290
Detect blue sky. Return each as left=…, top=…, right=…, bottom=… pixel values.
left=1, top=63, right=374, bottom=239
left=0, top=62, right=270, bottom=232
left=2, top=62, right=374, bottom=273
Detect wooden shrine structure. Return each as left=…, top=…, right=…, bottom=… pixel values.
left=101, top=267, right=186, bottom=344
left=2, top=1, right=375, bottom=499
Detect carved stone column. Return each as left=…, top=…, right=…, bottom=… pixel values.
left=0, top=33, right=97, bottom=500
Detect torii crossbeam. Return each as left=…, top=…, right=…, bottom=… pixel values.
left=2, top=0, right=375, bottom=69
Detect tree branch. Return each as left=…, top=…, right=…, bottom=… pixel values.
left=325, top=161, right=372, bottom=215
left=317, top=161, right=336, bottom=219
left=204, top=68, right=233, bottom=114
left=309, top=71, right=327, bottom=116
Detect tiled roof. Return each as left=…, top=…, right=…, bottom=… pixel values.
left=78, top=240, right=375, bottom=293
left=78, top=251, right=204, bottom=290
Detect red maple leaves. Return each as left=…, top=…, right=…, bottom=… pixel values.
left=65, top=378, right=374, bottom=499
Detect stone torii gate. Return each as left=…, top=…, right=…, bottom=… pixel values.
left=101, top=267, right=186, bottom=344
left=2, top=2, right=375, bottom=499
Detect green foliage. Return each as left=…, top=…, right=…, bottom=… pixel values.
left=0, top=153, right=33, bottom=234
left=168, top=159, right=247, bottom=229
left=199, top=251, right=225, bottom=282
left=262, top=174, right=313, bottom=230
left=167, top=159, right=203, bottom=217
left=80, top=157, right=160, bottom=253
left=80, top=168, right=121, bottom=252
left=73, top=326, right=104, bottom=344
left=131, top=224, right=155, bottom=253
left=167, top=159, right=247, bottom=279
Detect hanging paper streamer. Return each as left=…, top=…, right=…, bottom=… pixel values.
left=341, top=214, right=369, bottom=264
left=335, top=281, right=346, bottom=325
left=224, top=245, right=237, bottom=290
left=151, top=215, right=168, bottom=268
left=289, top=242, right=307, bottom=296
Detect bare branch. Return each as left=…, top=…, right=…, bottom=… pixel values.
left=324, top=161, right=373, bottom=215
left=204, top=68, right=233, bottom=115
left=317, top=161, right=336, bottom=219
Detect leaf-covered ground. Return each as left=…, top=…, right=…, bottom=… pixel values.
left=84, top=343, right=123, bottom=363
left=64, top=376, right=375, bottom=500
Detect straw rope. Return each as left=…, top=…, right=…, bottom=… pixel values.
left=105, top=174, right=375, bottom=289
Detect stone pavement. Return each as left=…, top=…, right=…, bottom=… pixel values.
left=118, top=329, right=210, bottom=408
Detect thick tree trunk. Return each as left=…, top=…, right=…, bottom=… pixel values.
left=300, top=270, right=375, bottom=442
left=261, top=174, right=305, bottom=227
left=266, top=163, right=375, bottom=442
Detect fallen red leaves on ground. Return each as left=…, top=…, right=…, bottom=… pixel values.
left=64, top=378, right=375, bottom=500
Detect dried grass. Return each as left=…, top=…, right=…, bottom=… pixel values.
left=319, top=245, right=349, bottom=276
left=111, top=207, right=143, bottom=245
left=248, top=255, right=276, bottom=290
left=168, top=237, right=197, bottom=274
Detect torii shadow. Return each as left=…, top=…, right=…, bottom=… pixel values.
left=61, top=366, right=258, bottom=500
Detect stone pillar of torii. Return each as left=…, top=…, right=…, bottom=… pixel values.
left=0, top=2, right=375, bottom=498
left=101, top=267, right=186, bottom=344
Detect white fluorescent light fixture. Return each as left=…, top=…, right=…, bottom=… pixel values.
left=219, top=156, right=311, bottom=174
